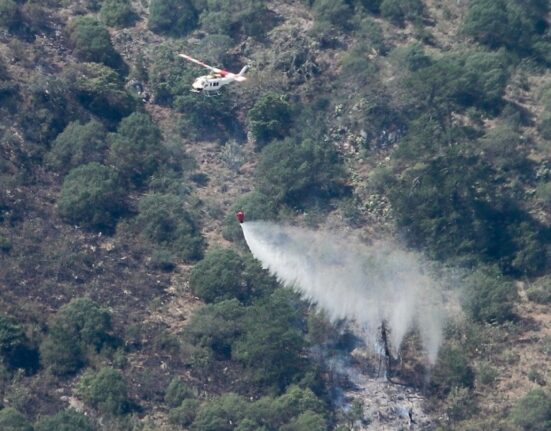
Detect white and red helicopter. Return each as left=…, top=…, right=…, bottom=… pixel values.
left=178, top=53, right=248, bottom=94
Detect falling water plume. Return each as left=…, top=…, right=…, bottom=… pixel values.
left=241, top=221, right=445, bottom=363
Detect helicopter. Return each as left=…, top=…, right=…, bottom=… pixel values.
left=178, top=53, right=248, bottom=94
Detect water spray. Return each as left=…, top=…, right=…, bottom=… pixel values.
left=240, top=221, right=446, bottom=365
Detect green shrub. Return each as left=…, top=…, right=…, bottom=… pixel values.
left=356, top=0, right=383, bottom=14
left=21, top=76, right=74, bottom=146
left=66, top=63, right=135, bottom=122
left=190, top=248, right=277, bottom=303
left=528, top=368, right=546, bottom=386
left=380, top=0, right=423, bottom=25
left=477, top=362, right=498, bottom=386
left=185, top=299, right=245, bottom=360
left=190, top=385, right=328, bottom=431
left=58, top=163, right=127, bottom=231
left=40, top=331, right=84, bottom=376
left=190, top=249, right=245, bottom=303
left=78, top=367, right=129, bottom=416
left=41, top=298, right=113, bottom=375
left=175, top=91, right=237, bottom=140
left=0, top=0, right=19, bottom=30
left=248, top=93, right=293, bottom=148
left=463, top=0, right=548, bottom=55
left=134, top=193, right=204, bottom=261
left=108, top=112, right=168, bottom=187
left=446, top=386, right=477, bottom=422
left=192, top=393, right=247, bottom=431
left=198, top=0, right=271, bottom=39
left=165, top=377, right=194, bottom=407
left=510, top=389, right=551, bottom=431
left=463, top=267, right=518, bottom=324
left=67, top=17, right=124, bottom=71
left=221, top=191, right=278, bottom=242
left=147, top=45, right=196, bottom=105
left=0, top=407, right=33, bottom=431
left=100, top=0, right=137, bottom=28
left=280, top=410, right=327, bottom=431
left=404, top=50, right=509, bottom=115
left=538, top=112, right=551, bottom=140
left=312, top=0, right=352, bottom=29
left=233, top=290, right=306, bottom=388
left=34, top=409, right=95, bottom=431
left=255, top=137, right=344, bottom=206
left=527, top=276, right=551, bottom=304
left=47, top=120, right=107, bottom=175
left=0, top=315, right=38, bottom=373
left=0, top=234, right=12, bottom=253
left=389, top=141, right=545, bottom=274
left=478, top=124, right=529, bottom=174
left=148, top=0, right=198, bottom=36
left=431, top=345, right=475, bottom=395
left=169, top=398, right=200, bottom=427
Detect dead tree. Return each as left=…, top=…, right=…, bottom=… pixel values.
left=377, top=320, right=392, bottom=379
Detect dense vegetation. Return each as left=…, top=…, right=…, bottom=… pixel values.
left=0, top=0, right=550, bottom=430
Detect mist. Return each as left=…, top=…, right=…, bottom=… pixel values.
left=241, top=221, right=446, bottom=363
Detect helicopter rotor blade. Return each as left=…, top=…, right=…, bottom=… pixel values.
left=178, top=53, right=228, bottom=76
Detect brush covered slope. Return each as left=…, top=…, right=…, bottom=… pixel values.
left=0, top=0, right=550, bottom=430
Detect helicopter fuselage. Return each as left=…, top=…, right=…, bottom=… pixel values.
left=192, top=74, right=235, bottom=92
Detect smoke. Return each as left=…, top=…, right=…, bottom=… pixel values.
left=241, top=221, right=446, bottom=363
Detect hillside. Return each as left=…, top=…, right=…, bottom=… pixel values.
left=0, top=0, right=551, bottom=430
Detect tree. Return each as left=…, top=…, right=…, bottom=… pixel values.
left=175, top=91, right=237, bottom=140
left=190, top=249, right=245, bottom=303
left=403, top=50, right=509, bottom=117
left=380, top=0, right=424, bottom=25
left=108, top=112, right=168, bottom=187
left=165, top=377, right=194, bottom=407
left=0, top=0, right=19, bottom=30
left=47, top=120, right=107, bottom=175
left=431, top=345, right=475, bottom=396
left=0, top=408, right=33, bottom=431
left=34, top=409, right=95, bottom=431
left=233, top=290, right=306, bottom=388
left=148, top=0, right=198, bottom=36
left=65, top=63, right=135, bottom=122
left=463, top=0, right=549, bottom=55
left=100, top=0, right=137, bottom=28
left=0, top=314, right=39, bottom=373
left=41, top=298, right=113, bottom=375
left=192, top=393, right=247, bottom=431
left=255, top=138, right=344, bottom=207
left=78, top=368, right=129, bottom=416
left=134, top=193, right=204, bottom=261
left=510, top=389, right=551, bottom=431
left=190, top=248, right=277, bottom=303
left=198, top=0, right=271, bottom=39
left=478, top=124, right=530, bottom=174
left=356, top=0, right=382, bottom=14
left=280, top=410, right=327, bottom=431
left=58, top=163, right=127, bottom=231
left=312, top=0, right=352, bottom=29
left=185, top=299, right=245, bottom=360
left=67, top=17, right=124, bottom=71
left=39, top=330, right=84, bottom=377
left=21, top=76, right=74, bottom=146
left=169, top=399, right=200, bottom=427
left=388, top=142, right=545, bottom=274
left=248, top=93, right=293, bottom=148
left=463, top=266, right=518, bottom=324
